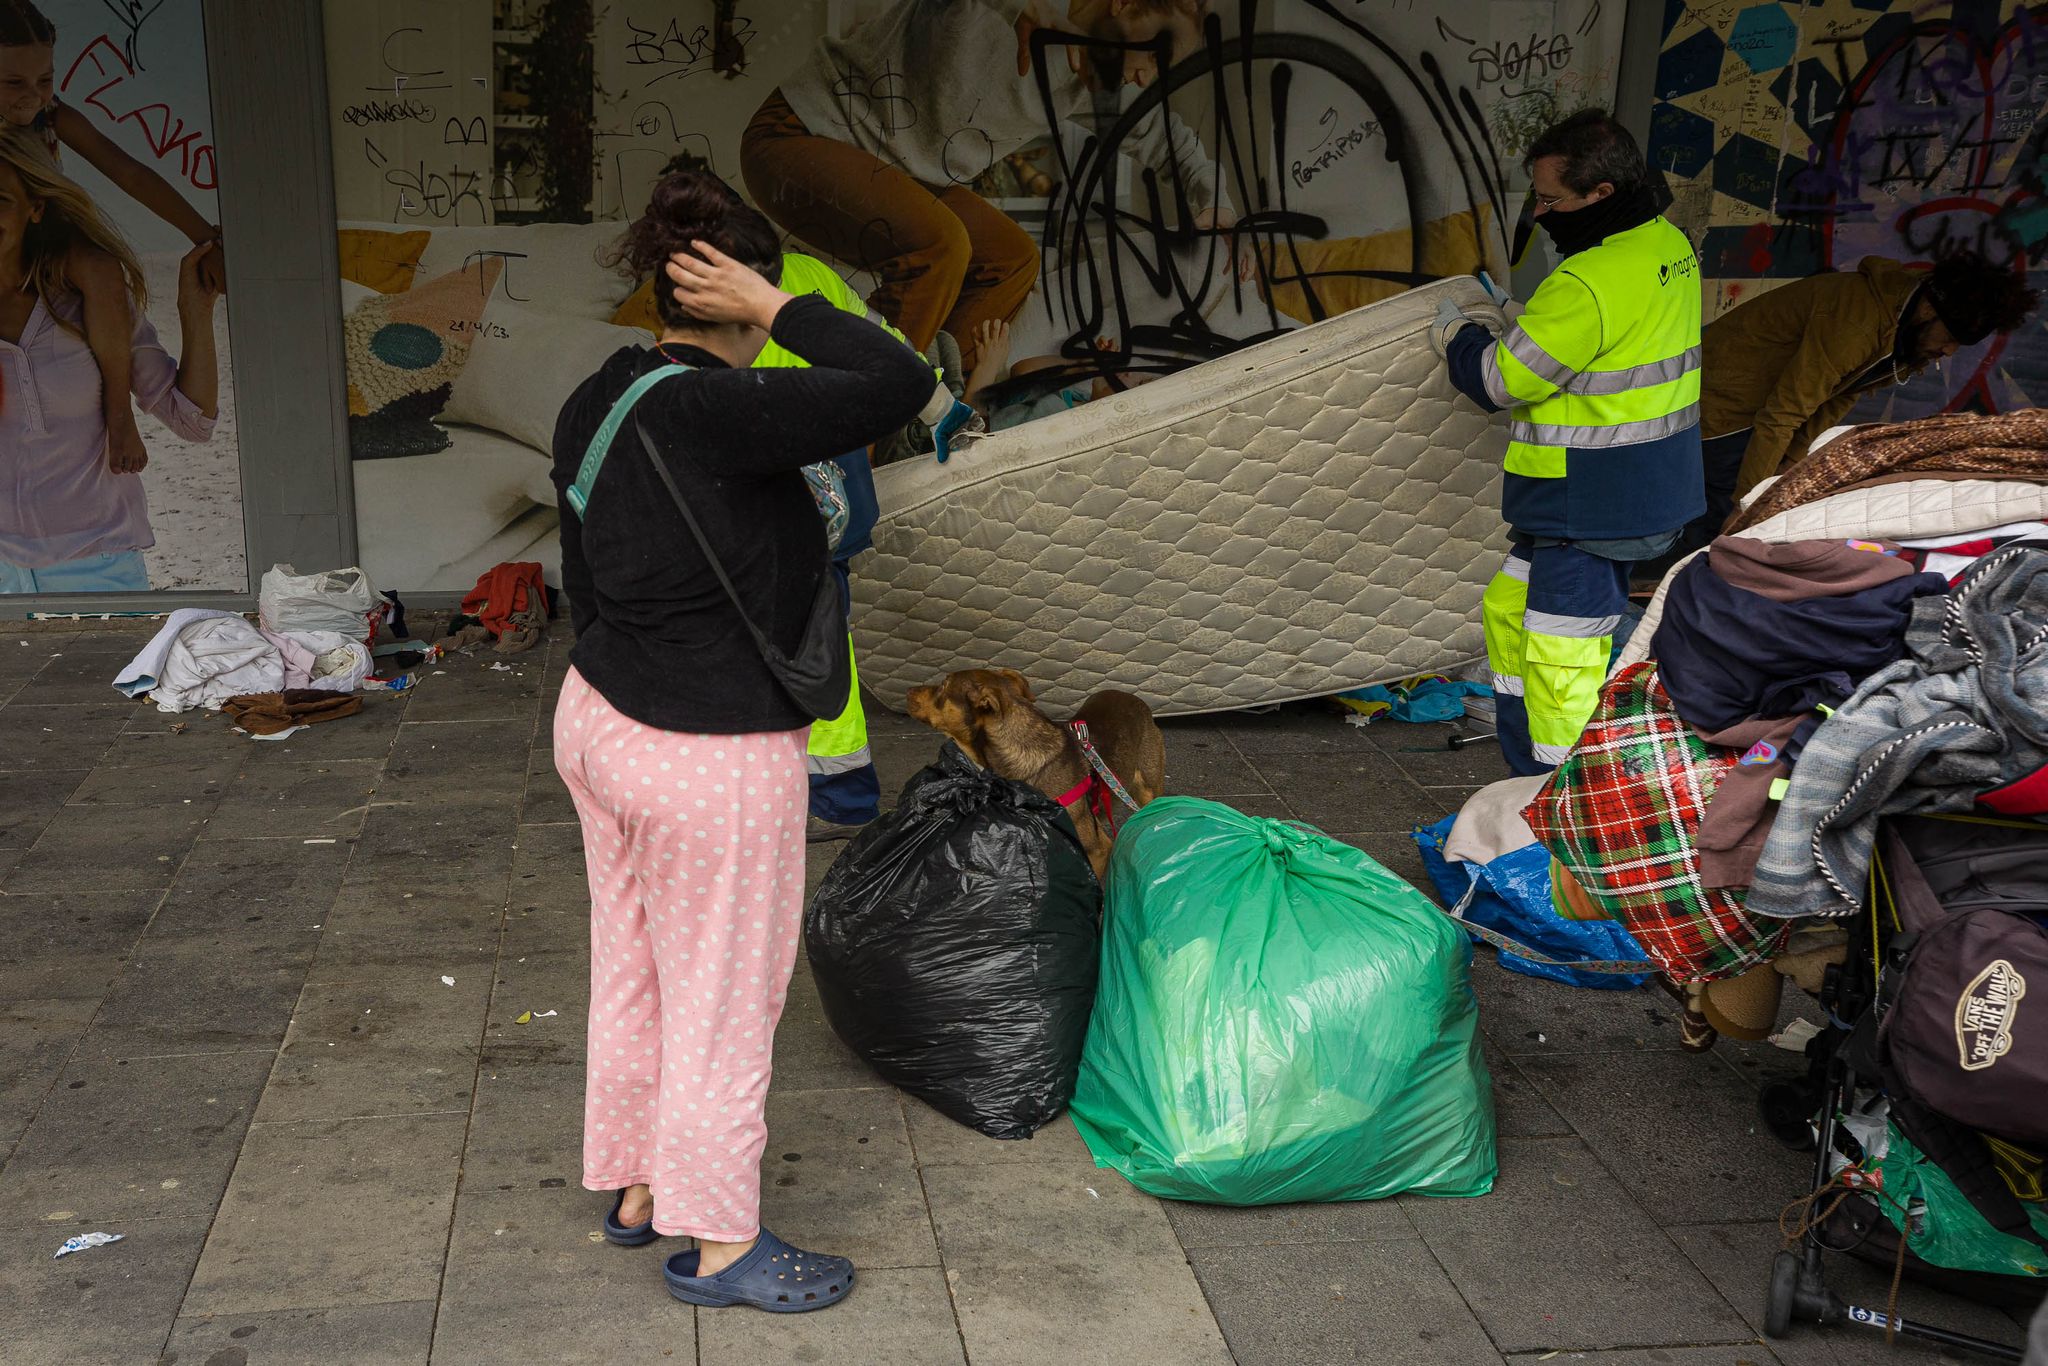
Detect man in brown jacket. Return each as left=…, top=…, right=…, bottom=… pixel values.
left=1639, top=249, right=2035, bottom=577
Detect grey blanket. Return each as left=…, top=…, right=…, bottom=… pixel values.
left=1748, top=546, right=2048, bottom=918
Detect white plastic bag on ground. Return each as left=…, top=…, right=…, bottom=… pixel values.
left=259, top=564, right=380, bottom=639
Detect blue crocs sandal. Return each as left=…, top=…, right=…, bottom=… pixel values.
left=663, top=1229, right=854, bottom=1312
left=603, top=1189, right=660, bottom=1247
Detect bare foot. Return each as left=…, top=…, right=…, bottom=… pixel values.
left=617, top=1183, right=653, bottom=1227
left=693, top=1234, right=758, bottom=1279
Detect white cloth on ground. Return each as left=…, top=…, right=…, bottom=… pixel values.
left=260, top=629, right=372, bottom=693
left=113, top=609, right=243, bottom=698
left=145, top=616, right=285, bottom=712
left=1443, top=774, right=1551, bottom=865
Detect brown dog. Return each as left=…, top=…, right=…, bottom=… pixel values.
left=905, top=669, right=1166, bottom=882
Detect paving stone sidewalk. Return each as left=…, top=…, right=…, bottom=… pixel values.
left=0, top=621, right=2035, bottom=1364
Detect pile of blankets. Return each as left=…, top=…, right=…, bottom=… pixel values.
left=1505, top=409, right=2048, bottom=1010
left=1650, top=536, right=1949, bottom=894
left=114, top=608, right=372, bottom=713
left=1752, top=545, right=2048, bottom=917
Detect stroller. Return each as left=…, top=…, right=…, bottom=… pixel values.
left=1762, top=813, right=2048, bottom=1360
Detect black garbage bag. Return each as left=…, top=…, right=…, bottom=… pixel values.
left=804, top=743, right=1101, bottom=1139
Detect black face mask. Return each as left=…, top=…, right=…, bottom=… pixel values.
left=1535, top=176, right=1669, bottom=258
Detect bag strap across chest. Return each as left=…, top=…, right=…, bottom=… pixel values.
left=566, top=364, right=687, bottom=517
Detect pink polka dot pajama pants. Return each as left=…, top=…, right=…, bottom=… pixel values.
left=552, top=667, right=810, bottom=1242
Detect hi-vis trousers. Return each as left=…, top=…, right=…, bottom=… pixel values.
left=806, top=634, right=879, bottom=825
left=1482, top=540, right=1630, bottom=775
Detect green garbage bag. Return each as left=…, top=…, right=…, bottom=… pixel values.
left=1070, top=798, right=1497, bottom=1205
left=1874, top=1125, right=2048, bottom=1278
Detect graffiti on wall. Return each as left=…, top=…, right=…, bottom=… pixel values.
left=324, top=8, right=497, bottom=228
left=731, top=0, right=1618, bottom=400
left=320, top=0, right=1621, bottom=591
left=1028, top=3, right=1519, bottom=380
left=1649, top=0, right=2048, bottom=418
left=62, top=35, right=217, bottom=190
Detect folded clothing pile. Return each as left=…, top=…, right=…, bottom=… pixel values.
left=1750, top=545, right=2048, bottom=918
left=1649, top=534, right=1948, bottom=893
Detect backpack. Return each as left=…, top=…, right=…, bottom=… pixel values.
left=1862, top=816, right=2048, bottom=1258
left=1878, top=816, right=2048, bottom=1151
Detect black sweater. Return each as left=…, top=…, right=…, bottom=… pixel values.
left=551, top=295, right=932, bottom=734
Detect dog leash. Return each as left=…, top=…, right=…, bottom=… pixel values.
left=1054, top=720, right=1142, bottom=834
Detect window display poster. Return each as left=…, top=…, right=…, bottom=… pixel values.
left=0, top=0, right=239, bottom=594
left=324, top=0, right=1621, bottom=592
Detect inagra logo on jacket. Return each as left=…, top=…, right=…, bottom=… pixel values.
left=1954, top=958, right=2025, bottom=1072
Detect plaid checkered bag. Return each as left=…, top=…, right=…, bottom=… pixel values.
left=1521, top=663, right=1791, bottom=984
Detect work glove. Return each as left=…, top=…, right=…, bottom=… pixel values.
left=1430, top=296, right=1488, bottom=359
left=1477, top=270, right=1526, bottom=322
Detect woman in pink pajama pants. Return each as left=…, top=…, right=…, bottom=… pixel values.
left=549, top=168, right=933, bottom=1312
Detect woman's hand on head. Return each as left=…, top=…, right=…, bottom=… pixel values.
left=177, top=241, right=224, bottom=315
left=665, top=241, right=789, bottom=331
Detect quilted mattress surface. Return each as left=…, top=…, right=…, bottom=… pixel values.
left=850, top=278, right=1509, bottom=717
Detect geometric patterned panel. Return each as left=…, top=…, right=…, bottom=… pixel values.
left=850, top=278, right=1510, bottom=717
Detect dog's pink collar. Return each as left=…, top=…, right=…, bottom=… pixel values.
left=1056, top=721, right=1141, bottom=832
left=1052, top=774, right=1094, bottom=809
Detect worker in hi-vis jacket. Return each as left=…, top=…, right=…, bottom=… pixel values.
left=1432, top=110, right=1704, bottom=775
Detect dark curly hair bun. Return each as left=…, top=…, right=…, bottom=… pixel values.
left=1926, top=248, right=2039, bottom=347
left=607, top=168, right=782, bottom=331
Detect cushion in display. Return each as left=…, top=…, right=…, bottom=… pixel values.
left=335, top=227, right=430, bottom=293
left=343, top=258, right=504, bottom=461
left=610, top=277, right=661, bottom=333
left=441, top=300, right=654, bottom=453
left=404, top=220, right=636, bottom=321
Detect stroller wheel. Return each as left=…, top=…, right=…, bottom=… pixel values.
left=1765, top=1250, right=1800, bottom=1338
left=1759, top=1080, right=1819, bottom=1152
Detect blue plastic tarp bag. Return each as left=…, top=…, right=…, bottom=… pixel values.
left=1414, top=814, right=1652, bottom=990
left=1070, top=798, right=1497, bottom=1206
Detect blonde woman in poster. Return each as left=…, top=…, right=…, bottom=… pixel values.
left=741, top=0, right=1231, bottom=371
left=0, top=127, right=221, bottom=592
left=2, top=0, right=226, bottom=486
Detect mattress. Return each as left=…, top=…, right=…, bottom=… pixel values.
left=1614, top=476, right=2048, bottom=675
left=849, top=278, right=1510, bottom=717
